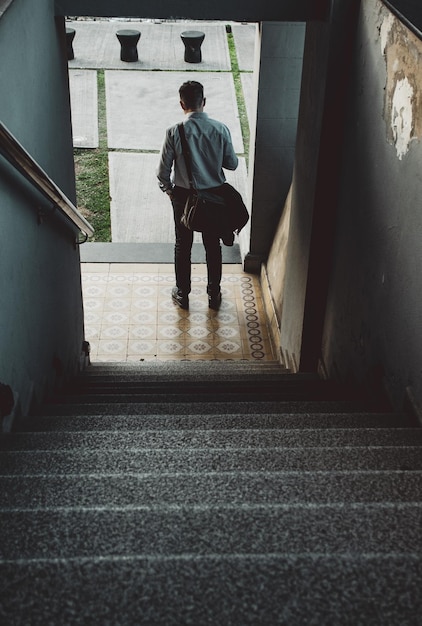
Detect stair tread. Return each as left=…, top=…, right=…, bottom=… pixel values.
left=38, top=400, right=367, bottom=416
left=48, top=392, right=353, bottom=405
left=1, top=555, right=420, bottom=625
left=1, top=471, right=421, bottom=508
left=84, top=368, right=289, bottom=379
left=88, top=360, right=287, bottom=369
left=1, top=504, right=422, bottom=562
left=1, top=447, right=421, bottom=473
left=82, top=371, right=287, bottom=379
left=2, top=428, right=422, bottom=451
left=4, top=360, right=421, bottom=624
left=73, top=379, right=320, bottom=390
left=21, top=412, right=413, bottom=431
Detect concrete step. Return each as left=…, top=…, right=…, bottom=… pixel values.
left=38, top=400, right=365, bottom=416
left=1, top=504, right=421, bottom=561
left=78, top=366, right=308, bottom=383
left=75, top=374, right=319, bottom=388
left=4, top=361, right=420, bottom=625
left=2, top=428, right=422, bottom=451
left=19, top=411, right=415, bottom=432
left=88, top=360, right=288, bottom=372
left=79, top=366, right=303, bottom=384
left=1, top=555, right=419, bottom=625
left=83, top=361, right=291, bottom=371
left=1, top=446, right=421, bottom=474
left=58, top=373, right=344, bottom=394
left=49, top=387, right=350, bottom=405
left=1, top=471, right=421, bottom=508
left=79, top=373, right=297, bottom=384
left=82, top=365, right=290, bottom=381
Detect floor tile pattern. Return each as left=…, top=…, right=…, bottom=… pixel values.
left=82, top=264, right=276, bottom=362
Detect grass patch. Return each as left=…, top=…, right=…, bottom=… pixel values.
left=74, top=148, right=110, bottom=241
left=227, top=31, right=250, bottom=163
left=74, top=70, right=111, bottom=241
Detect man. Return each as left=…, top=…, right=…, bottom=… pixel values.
left=157, top=80, right=238, bottom=310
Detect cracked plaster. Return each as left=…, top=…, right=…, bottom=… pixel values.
left=379, top=1, right=422, bottom=159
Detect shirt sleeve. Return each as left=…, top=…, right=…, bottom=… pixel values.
left=156, top=128, right=175, bottom=192
left=222, top=127, right=239, bottom=171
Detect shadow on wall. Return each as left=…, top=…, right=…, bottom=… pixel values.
left=260, top=186, right=293, bottom=365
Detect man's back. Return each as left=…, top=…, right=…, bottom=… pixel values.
left=179, top=112, right=238, bottom=189
left=156, top=79, right=238, bottom=311
left=157, top=110, right=238, bottom=192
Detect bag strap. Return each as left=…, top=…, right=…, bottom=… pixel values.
left=178, top=123, right=195, bottom=190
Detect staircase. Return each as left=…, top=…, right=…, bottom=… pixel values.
left=1, top=360, right=421, bottom=624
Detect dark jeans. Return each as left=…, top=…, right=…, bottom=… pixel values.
left=171, top=186, right=222, bottom=296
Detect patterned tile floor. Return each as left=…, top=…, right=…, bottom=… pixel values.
left=82, top=263, right=277, bottom=362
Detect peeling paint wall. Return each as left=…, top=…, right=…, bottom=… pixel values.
left=380, top=5, right=422, bottom=159
left=321, top=0, right=422, bottom=413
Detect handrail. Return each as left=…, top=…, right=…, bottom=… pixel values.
left=382, top=1, right=422, bottom=41
left=0, top=0, right=14, bottom=20
left=0, top=121, right=94, bottom=238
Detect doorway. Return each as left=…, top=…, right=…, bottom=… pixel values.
left=69, top=17, right=255, bottom=261
left=68, top=17, right=276, bottom=361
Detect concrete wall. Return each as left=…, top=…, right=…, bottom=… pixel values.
left=245, top=22, right=305, bottom=273
left=270, top=15, right=331, bottom=373
left=0, top=0, right=85, bottom=427
left=321, top=0, right=422, bottom=414
left=263, top=0, right=422, bottom=414
left=261, top=186, right=293, bottom=357
left=274, top=0, right=357, bottom=372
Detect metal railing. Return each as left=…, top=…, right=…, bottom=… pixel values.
left=382, top=1, right=422, bottom=41
left=0, top=121, right=94, bottom=238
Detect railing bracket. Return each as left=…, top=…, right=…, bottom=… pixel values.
left=76, top=232, right=89, bottom=246
left=37, top=206, right=44, bottom=225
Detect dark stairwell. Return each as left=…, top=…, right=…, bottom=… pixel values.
left=0, top=359, right=421, bottom=624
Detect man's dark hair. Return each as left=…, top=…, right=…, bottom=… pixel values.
left=179, top=81, right=204, bottom=110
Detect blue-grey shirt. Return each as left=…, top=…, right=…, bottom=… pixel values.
left=156, top=111, right=238, bottom=192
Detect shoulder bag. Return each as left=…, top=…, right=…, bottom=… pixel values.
left=178, top=123, right=213, bottom=232
left=178, top=123, right=249, bottom=235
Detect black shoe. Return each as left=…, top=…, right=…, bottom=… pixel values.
left=208, top=292, right=222, bottom=310
left=172, top=287, right=189, bottom=309
left=221, top=231, right=234, bottom=246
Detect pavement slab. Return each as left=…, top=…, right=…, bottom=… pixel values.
left=109, top=152, right=174, bottom=243
left=231, top=22, right=257, bottom=71
left=67, top=20, right=231, bottom=71
left=105, top=70, right=244, bottom=152
left=69, top=69, right=99, bottom=148
left=109, top=152, right=248, bottom=243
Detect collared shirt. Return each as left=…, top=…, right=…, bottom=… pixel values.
left=156, top=111, right=238, bottom=192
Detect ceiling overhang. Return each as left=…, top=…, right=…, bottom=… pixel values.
left=55, top=0, right=330, bottom=21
